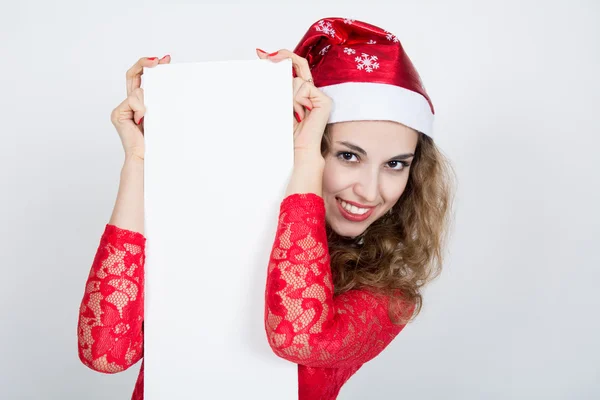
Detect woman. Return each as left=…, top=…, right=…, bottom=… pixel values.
left=77, top=17, right=454, bottom=400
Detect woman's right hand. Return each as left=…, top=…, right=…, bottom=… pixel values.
left=110, top=55, right=171, bottom=161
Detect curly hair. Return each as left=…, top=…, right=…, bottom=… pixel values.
left=321, top=124, right=457, bottom=326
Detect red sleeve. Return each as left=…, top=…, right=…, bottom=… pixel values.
left=77, top=224, right=146, bottom=373
left=264, top=193, right=413, bottom=369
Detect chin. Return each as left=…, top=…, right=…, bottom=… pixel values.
left=325, top=215, right=370, bottom=239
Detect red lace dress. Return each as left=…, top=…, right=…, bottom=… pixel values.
left=77, top=193, right=412, bottom=399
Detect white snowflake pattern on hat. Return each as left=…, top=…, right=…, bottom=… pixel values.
left=315, top=20, right=336, bottom=37
left=355, top=53, right=379, bottom=73
left=384, top=30, right=399, bottom=43
left=319, top=45, right=331, bottom=55
left=295, top=18, right=434, bottom=136
left=343, top=18, right=355, bottom=24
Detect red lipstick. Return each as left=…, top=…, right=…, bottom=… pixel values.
left=336, top=198, right=375, bottom=222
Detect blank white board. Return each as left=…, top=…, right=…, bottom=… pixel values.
left=142, top=59, right=296, bottom=399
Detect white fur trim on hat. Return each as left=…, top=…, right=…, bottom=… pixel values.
left=319, top=82, right=434, bottom=137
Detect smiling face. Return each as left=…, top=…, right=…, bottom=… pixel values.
left=322, top=120, right=419, bottom=239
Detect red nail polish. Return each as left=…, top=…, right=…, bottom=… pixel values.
left=306, top=106, right=312, bottom=111
left=138, top=117, right=144, bottom=125
left=294, top=112, right=301, bottom=123
left=148, top=57, right=157, bottom=60
left=268, top=51, right=279, bottom=56
left=256, top=48, right=267, bottom=53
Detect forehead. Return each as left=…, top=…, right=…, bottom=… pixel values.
left=329, top=120, right=419, bottom=149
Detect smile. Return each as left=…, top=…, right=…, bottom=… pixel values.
left=336, top=198, right=376, bottom=222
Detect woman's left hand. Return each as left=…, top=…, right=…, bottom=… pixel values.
left=256, top=48, right=332, bottom=160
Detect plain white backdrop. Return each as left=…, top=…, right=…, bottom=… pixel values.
left=1, top=1, right=599, bottom=399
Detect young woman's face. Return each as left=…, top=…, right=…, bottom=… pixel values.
left=322, top=120, right=419, bottom=239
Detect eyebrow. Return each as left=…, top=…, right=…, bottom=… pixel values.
left=336, top=141, right=415, bottom=160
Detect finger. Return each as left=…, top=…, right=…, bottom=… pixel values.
left=112, top=88, right=146, bottom=126
left=294, top=80, right=322, bottom=123
left=131, top=88, right=146, bottom=125
left=293, top=85, right=310, bottom=122
left=292, top=78, right=314, bottom=110
left=267, top=49, right=312, bottom=81
left=126, top=56, right=160, bottom=97
left=255, top=48, right=269, bottom=59
left=158, top=54, right=171, bottom=64
left=293, top=101, right=306, bottom=122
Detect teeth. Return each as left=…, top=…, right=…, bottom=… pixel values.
left=339, top=199, right=369, bottom=215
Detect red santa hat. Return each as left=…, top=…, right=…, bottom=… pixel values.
left=293, top=17, right=435, bottom=137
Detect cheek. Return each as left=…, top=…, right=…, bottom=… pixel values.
left=383, top=175, right=410, bottom=202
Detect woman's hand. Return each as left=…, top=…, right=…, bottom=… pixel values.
left=110, top=55, right=171, bottom=161
left=256, top=48, right=332, bottom=161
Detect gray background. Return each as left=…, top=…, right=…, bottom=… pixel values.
left=1, top=0, right=598, bottom=399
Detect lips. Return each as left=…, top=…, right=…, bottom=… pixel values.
left=336, top=197, right=375, bottom=209
left=336, top=197, right=375, bottom=222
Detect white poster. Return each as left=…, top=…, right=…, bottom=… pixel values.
left=142, top=59, right=297, bottom=399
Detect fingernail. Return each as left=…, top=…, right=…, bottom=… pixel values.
left=294, top=112, right=301, bottom=123
left=268, top=51, right=279, bottom=56
left=137, top=117, right=144, bottom=125
left=148, top=57, right=157, bottom=60
left=256, top=48, right=267, bottom=53
left=306, top=106, right=312, bottom=111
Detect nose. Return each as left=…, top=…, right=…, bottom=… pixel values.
left=354, top=168, right=378, bottom=204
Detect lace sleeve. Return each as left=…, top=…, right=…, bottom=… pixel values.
left=77, top=224, right=146, bottom=373
left=264, top=193, right=412, bottom=369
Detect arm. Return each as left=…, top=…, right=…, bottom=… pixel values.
left=77, top=224, right=146, bottom=373
left=77, top=157, right=146, bottom=373
left=109, top=155, right=145, bottom=234
left=264, top=159, right=413, bottom=369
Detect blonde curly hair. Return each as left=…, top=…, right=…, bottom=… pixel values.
left=321, top=125, right=457, bottom=325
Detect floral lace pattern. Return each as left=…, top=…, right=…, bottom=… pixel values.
left=77, top=194, right=411, bottom=400
left=77, top=224, right=145, bottom=375
left=265, top=193, right=412, bottom=399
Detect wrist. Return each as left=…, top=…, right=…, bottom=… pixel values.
left=293, top=151, right=324, bottom=167
left=285, top=157, right=324, bottom=197
left=124, top=153, right=145, bottom=168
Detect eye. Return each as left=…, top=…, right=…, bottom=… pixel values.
left=387, top=160, right=410, bottom=171
left=337, top=151, right=358, bottom=162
